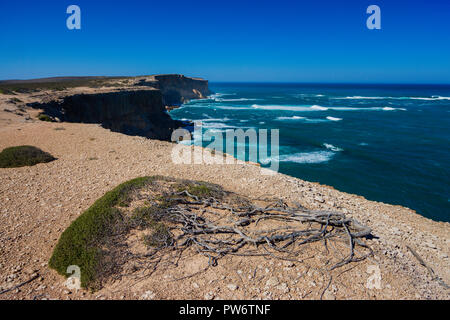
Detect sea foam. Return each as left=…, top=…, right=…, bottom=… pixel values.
left=276, top=116, right=307, bottom=120
left=326, top=116, right=343, bottom=121
left=278, top=151, right=335, bottom=164
left=323, top=143, right=343, bottom=152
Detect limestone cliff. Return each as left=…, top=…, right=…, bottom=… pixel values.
left=25, top=74, right=210, bottom=140
left=135, top=74, right=211, bottom=106
left=59, top=89, right=181, bottom=140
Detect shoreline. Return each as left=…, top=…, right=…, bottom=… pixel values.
left=0, top=120, right=449, bottom=299
left=0, top=77, right=448, bottom=299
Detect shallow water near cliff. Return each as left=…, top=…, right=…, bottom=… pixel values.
left=170, top=83, right=450, bottom=222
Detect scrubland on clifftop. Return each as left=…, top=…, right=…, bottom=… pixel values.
left=0, top=77, right=448, bottom=300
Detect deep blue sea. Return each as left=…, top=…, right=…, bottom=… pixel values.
left=170, top=83, right=450, bottom=222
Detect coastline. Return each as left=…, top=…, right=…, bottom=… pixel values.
left=0, top=119, right=448, bottom=299
left=0, top=77, right=448, bottom=299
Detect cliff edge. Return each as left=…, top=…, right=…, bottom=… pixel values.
left=0, top=74, right=210, bottom=140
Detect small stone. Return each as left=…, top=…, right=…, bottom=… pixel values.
left=192, top=282, right=199, bottom=289
left=24, top=267, right=39, bottom=275
left=266, top=277, right=279, bottom=287
left=283, top=261, right=295, bottom=267
left=322, top=291, right=336, bottom=300
left=140, top=290, right=155, bottom=300
left=424, top=241, right=437, bottom=249
left=204, top=291, right=214, bottom=300
left=276, top=283, right=289, bottom=294
left=314, top=196, right=325, bottom=203
left=227, top=284, right=238, bottom=291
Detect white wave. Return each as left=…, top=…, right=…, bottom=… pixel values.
left=278, top=151, right=335, bottom=164
left=310, top=105, right=329, bottom=111
left=409, top=96, right=450, bottom=101
left=215, top=98, right=259, bottom=102
left=251, top=104, right=329, bottom=111
left=217, top=104, right=407, bottom=112
left=292, top=93, right=326, bottom=98
left=304, top=118, right=328, bottom=123
left=216, top=106, right=254, bottom=110
left=201, top=122, right=236, bottom=129
left=332, top=96, right=383, bottom=100
left=276, top=116, right=307, bottom=120
left=332, top=95, right=450, bottom=101
left=251, top=104, right=310, bottom=111
left=382, top=107, right=406, bottom=111
left=208, top=93, right=236, bottom=99
left=323, top=143, right=343, bottom=152
left=326, top=116, right=343, bottom=121
left=197, top=117, right=231, bottom=122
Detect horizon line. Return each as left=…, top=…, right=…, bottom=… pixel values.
left=1, top=75, right=450, bottom=87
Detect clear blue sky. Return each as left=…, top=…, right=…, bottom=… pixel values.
left=1, top=0, right=449, bottom=83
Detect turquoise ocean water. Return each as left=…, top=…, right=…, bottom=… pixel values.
left=170, top=83, right=450, bottom=222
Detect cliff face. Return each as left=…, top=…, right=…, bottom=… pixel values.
left=29, top=74, right=210, bottom=140
left=154, top=74, right=211, bottom=106
left=135, top=74, right=211, bottom=106
left=59, top=89, right=181, bottom=140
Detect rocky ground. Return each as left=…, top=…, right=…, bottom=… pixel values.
left=0, top=94, right=449, bottom=300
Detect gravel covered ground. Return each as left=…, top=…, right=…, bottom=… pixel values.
left=0, top=106, right=449, bottom=299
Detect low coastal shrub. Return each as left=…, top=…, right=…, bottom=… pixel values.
left=38, top=113, right=53, bottom=122
left=0, top=145, right=56, bottom=168
left=143, top=223, right=172, bottom=247
left=8, top=97, right=23, bottom=104
left=175, top=181, right=222, bottom=199
left=0, top=88, right=15, bottom=95
left=0, top=77, right=132, bottom=95
left=48, top=176, right=226, bottom=290
left=48, top=176, right=154, bottom=289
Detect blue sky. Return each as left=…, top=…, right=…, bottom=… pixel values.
left=1, top=0, right=449, bottom=83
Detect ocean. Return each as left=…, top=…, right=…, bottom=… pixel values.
left=169, top=83, right=450, bottom=222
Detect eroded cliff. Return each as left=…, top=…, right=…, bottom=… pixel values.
left=20, top=74, right=210, bottom=140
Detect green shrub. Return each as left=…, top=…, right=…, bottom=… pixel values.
left=48, top=177, right=154, bottom=289
left=0, top=88, right=14, bottom=95
left=38, top=113, right=53, bottom=122
left=131, top=206, right=164, bottom=227
left=176, top=181, right=220, bottom=199
left=143, top=223, right=172, bottom=248
left=8, top=97, right=22, bottom=104
left=0, top=146, right=56, bottom=168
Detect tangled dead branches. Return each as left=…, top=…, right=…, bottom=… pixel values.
left=131, top=181, right=373, bottom=275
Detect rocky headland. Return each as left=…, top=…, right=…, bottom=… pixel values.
left=1, top=74, right=210, bottom=140
left=0, top=75, right=448, bottom=300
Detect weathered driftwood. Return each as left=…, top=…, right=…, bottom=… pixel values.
left=149, top=192, right=373, bottom=273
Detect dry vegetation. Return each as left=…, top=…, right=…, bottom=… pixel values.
left=49, top=176, right=374, bottom=292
